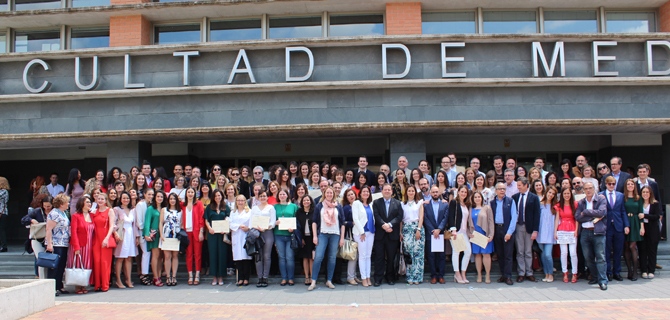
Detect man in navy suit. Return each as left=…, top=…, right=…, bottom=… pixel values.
left=512, top=177, right=541, bottom=283
left=575, top=182, right=609, bottom=290
left=491, top=182, right=518, bottom=286
left=372, top=184, right=404, bottom=286
left=423, top=186, right=448, bottom=284
left=600, top=157, right=631, bottom=193
left=601, top=176, right=630, bottom=282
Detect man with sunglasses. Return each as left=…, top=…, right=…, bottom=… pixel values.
left=572, top=177, right=586, bottom=202
left=229, top=167, right=250, bottom=199
left=250, top=166, right=270, bottom=195
left=599, top=157, right=630, bottom=193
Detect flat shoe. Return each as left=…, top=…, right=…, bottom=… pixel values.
left=288, top=281, right=295, bottom=286
left=348, top=279, right=358, bottom=285
left=280, top=281, right=287, bottom=286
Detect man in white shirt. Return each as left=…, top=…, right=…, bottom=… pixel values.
left=436, top=156, right=456, bottom=188
left=396, top=156, right=411, bottom=177
left=575, top=182, right=608, bottom=291
left=534, top=157, right=549, bottom=181
left=46, top=173, right=64, bottom=198
left=470, top=157, right=486, bottom=177
left=506, top=158, right=516, bottom=171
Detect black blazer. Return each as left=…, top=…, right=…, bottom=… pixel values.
left=446, top=200, right=465, bottom=231
left=600, top=171, right=631, bottom=193
left=512, top=192, right=541, bottom=234
left=636, top=180, right=662, bottom=206
left=236, top=180, right=250, bottom=199
left=372, top=197, right=403, bottom=241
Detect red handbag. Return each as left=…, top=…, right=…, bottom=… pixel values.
left=104, top=217, right=117, bottom=249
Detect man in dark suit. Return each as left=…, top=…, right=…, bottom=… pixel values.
left=491, top=182, right=518, bottom=285
left=423, top=186, right=448, bottom=284
left=372, top=184, right=403, bottom=286
left=512, top=177, right=541, bottom=282
left=575, top=182, right=609, bottom=290
left=601, top=176, right=630, bottom=281
left=600, top=157, right=630, bottom=193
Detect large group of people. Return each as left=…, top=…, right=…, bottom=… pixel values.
left=9, top=153, right=665, bottom=295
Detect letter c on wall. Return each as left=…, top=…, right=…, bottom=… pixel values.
left=23, top=59, right=52, bottom=93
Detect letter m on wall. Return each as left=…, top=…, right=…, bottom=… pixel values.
left=532, top=42, right=565, bottom=77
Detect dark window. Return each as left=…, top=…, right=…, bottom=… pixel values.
left=329, top=14, right=384, bottom=37
left=210, top=19, right=262, bottom=41
left=71, top=28, right=109, bottom=49
left=14, top=29, right=60, bottom=52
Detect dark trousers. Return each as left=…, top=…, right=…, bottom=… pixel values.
left=605, top=228, right=624, bottom=276
left=236, top=259, right=252, bottom=281
left=494, top=224, right=514, bottom=278
left=639, top=232, right=659, bottom=274
left=373, top=237, right=399, bottom=283
left=425, top=236, right=446, bottom=279
left=48, top=246, right=68, bottom=291
left=0, top=214, right=7, bottom=248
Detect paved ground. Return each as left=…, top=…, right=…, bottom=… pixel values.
left=22, top=272, right=670, bottom=319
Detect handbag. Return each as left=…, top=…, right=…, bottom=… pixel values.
left=290, top=233, right=299, bottom=250
left=36, top=251, right=60, bottom=269
left=337, top=231, right=358, bottom=261
left=104, top=217, right=117, bottom=249
left=24, top=239, right=34, bottom=254
left=64, top=254, right=92, bottom=287
left=176, top=229, right=190, bottom=254
left=29, top=223, right=47, bottom=240
left=397, top=247, right=407, bottom=276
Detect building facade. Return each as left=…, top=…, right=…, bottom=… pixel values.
left=0, top=0, right=669, bottom=239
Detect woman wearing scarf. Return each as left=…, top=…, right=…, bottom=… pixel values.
left=308, top=186, right=345, bottom=291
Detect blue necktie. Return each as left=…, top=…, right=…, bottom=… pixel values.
left=519, top=193, right=525, bottom=223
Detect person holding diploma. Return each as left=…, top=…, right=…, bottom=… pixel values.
left=372, top=184, right=404, bottom=286
left=144, top=191, right=165, bottom=287
left=352, top=186, right=375, bottom=287
left=308, top=187, right=345, bottom=291
left=182, top=187, right=205, bottom=285
left=554, top=187, right=579, bottom=283
left=538, top=186, right=558, bottom=282
left=160, top=193, right=182, bottom=286
left=401, top=185, right=425, bottom=285
left=204, top=189, right=230, bottom=286
left=250, top=190, right=276, bottom=287
left=639, top=186, right=661, bottom=279
left=423, top=186, right=448, bottom=284
left=447, top=186, right=474, bottom=284
left=491, top=182, right=518, bottom=286
left=274, top=189, right=298, bottom=286
left=471, top=190, right=494, bottom=284
left=230, top=195, right=253, bottom=286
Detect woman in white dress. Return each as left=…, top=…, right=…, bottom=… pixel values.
left=230, top=195, right=252, bottom=286
left=113, top=191, right=138, bottom=288
left=160, top=193, right=182, bottom=286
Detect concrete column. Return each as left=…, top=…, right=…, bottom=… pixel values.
left=389, top=134, right=426, bottom=173
left=107, top=141, right=151, bottom=172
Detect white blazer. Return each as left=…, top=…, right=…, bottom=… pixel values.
left=352, top=200, right=374, bottom=236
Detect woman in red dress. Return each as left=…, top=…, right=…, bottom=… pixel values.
left=91, top=193, right=116, bottom=292
left=68, top=196, right=95, bottom=294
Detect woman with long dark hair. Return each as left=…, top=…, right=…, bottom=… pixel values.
left=113, top=191, right=138, bottom=288
left=296, top=195, right=315, bottom=285
left=623, top=179, right=643, bottom=281
left=67, top=196, right=94, bottom=294
left=182, top=187, right=205, bottom=285
left=66, top=168, right=85, bottom=213
left=401, top=185, right=425, bottom=285
left=538, top=186, right=557, bottom=283
left=204, top=189, right=230, bottom=286
left=160, top=193, right=182, bottom=286
left=106, top=167, right=122, bottom=192
left=554, top=187, right=578, bottom=283
left=447, top=186, right=474, bottom=284
left=639, top=186, right=661, bottom=279
left=250, top=190, right=276, bottom=287
left=144, top=191, right=165, bottom=286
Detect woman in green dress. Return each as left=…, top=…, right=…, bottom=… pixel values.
left=623, top=179, right=644, bottom=281
left=144, top=190, right=165, bottom=286
left=204, top=189, right=230, bottom=286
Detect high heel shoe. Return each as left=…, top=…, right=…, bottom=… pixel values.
left=563, top=272, right=569, bottom=283
left=454, top=274, right=466, bottom=284
left=115, top=281, right=126, bottom=289
left=571, top=274, right=578, bottom=283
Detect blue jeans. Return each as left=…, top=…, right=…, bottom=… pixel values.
left=580, top=229, right=607, bottom=284
left=540, top=243, right=554, bottom=275
left=312, top=233, right=340, bottom=282
left=275, top=235, right=295, bottom=281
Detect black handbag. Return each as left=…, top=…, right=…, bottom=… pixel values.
left=24, top=239, right=34, bottom=254
left=290, top=233, right=299, bottom=250
left=36, top=252, right=60, bottom=269
left=176, top=229, right=190, bottom=254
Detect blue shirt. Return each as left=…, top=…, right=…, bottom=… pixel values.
left=431, top=199, right=440, bottom=218
left=494, top=197, right=518, bottom=235
left=384, top=199, right=390, bottom=216
left=364, top=205, right=375, bottom=233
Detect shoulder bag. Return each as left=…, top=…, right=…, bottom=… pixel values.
left=104, top=216, right=117, bottom=249
left=36, top=251, right=60, bottom=269
left=337, top=230, right=358, bottom=261
left=64, top=254, right=92, bottom=287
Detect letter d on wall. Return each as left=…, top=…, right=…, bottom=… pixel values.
left=382, top=44, right=411, bottom=79
left=286, top=47, right=314, bottom=82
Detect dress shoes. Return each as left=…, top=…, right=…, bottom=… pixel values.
left=505, top=278, right=514, bottom=285
left=332, top=279, right=344, bottom=285
left=430, top=278, right=437, bottom=284
left=588, top=279, right=598, bottom=285
left=387, top=280, right=395, bottom=285
left=516, top=276, right=525, bottom=283
left=613, top=274, right=623, bottom=281
left=373, top=282, right=381, bottom=287
left=599, top=283, right=608, bottom=291
left=497, top=277, right=505, bottom=283
left=607, top=274, right=612, bottom=282
left=438, top=278, right=446, bottom=284
left=526, top=276, right=536, bottom=282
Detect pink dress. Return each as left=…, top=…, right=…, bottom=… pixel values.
left=66, top=221, right=94, bottom=284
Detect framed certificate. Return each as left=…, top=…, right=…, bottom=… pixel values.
left=212, top=220, right=230, bottom=233
left=278, top=217, right=296, bottom=230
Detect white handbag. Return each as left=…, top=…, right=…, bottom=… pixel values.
left=64, top=254, right=92, bottom=287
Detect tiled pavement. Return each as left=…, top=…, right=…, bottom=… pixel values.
left=23, top=274, right=670, bottom=319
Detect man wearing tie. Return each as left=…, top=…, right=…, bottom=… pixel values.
left=423, top=186, right=448, bottom=284
left=491, top=182, right=518, bottom=285
left=575, top=182, right=609, bottom=290
left=512, top=177, right=541, bottom=282
left=372, top=184, right=404, bottom=286
left=601, top=176, right=629, bottom=282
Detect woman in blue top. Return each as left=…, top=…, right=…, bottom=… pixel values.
left=351, top=185, right=375, bottom=287
left=308, top=187, right=345, bottom=291
left=538, top=186, right=558, bottom=283
left=274, top=189, right=297, bottom=286
left=471, top=191, right=494, bottom=284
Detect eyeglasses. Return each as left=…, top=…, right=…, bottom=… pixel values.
left=598, top=167, right=607, bottom=171
left=213, top=168, right=221, bottom=171
left=606, top=183, right=616, bottom=186
left=253, top=172, right=262, bottom=175
left=496, top=188, right=506, bottom=190
left=231, top=173, right=240, bottom=176
left=572, top=182, right=581, bottom=185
